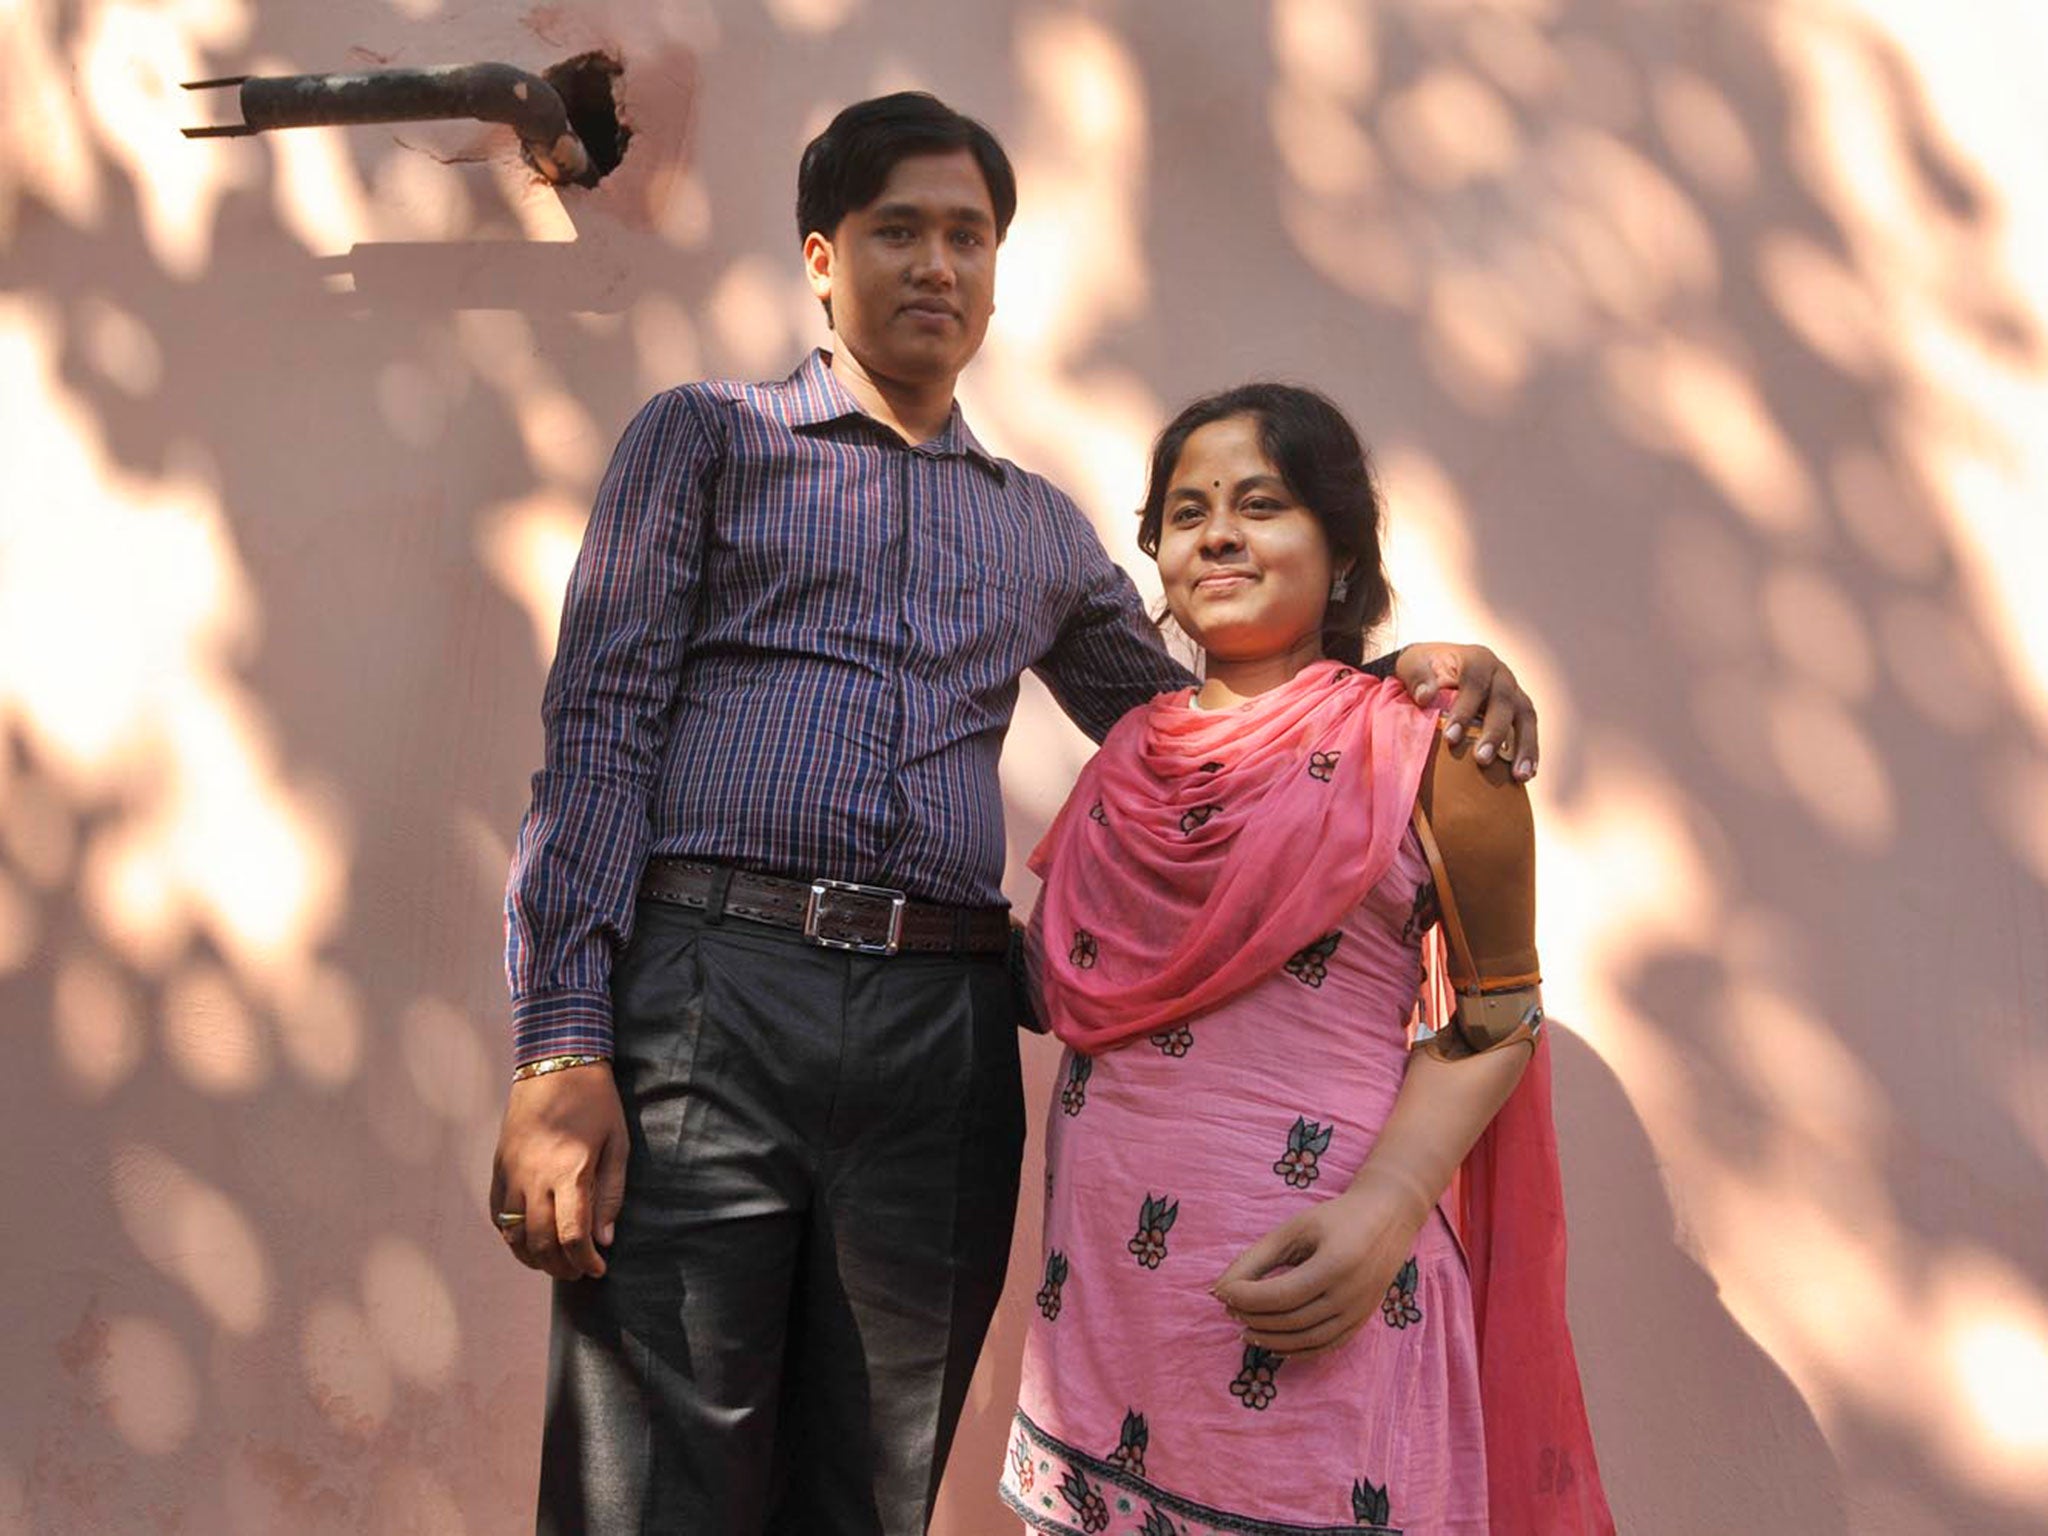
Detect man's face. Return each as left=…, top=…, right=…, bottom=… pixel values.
left=804, top=148, right=998, bottom=389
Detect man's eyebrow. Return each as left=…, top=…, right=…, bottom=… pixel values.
left=866, top=202, right=994, bottom=226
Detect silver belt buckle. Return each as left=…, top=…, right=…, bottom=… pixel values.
left=804, top=878, right=907, bottom=956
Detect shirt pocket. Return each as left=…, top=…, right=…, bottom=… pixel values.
left=926, top=508, right=1057, bottom=653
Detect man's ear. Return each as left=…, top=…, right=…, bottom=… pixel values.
left=802, top=231, right=834, bottom=311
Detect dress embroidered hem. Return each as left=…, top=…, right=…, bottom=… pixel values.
left=1001, top=1411, right=1403, bottom=1536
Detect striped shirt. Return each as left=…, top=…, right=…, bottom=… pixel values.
left=505, top=350, right=1194, bottom=1063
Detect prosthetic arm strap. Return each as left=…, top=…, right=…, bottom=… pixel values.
left=1410, top=731, right=1544, bottom=1060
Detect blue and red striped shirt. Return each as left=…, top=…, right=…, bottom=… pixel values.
left=505, top=350, right=1195, bottom=1063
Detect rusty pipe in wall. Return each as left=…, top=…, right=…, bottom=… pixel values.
left=182, top=63, right=596, bottom=187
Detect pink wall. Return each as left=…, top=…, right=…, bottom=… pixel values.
left=5, top=2, right=2047, bottom=1532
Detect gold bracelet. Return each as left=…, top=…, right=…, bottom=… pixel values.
left=511, top=1053, right=609, bottom=1082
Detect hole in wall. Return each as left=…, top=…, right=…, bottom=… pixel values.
left=545, top=51, right=630, bottom=183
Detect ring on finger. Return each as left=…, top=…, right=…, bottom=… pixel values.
left=492, top=1211, right=527, bottom=1231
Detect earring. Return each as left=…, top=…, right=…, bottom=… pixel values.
left=1329, top=573, right=1350, bottom=603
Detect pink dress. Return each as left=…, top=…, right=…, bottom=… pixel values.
left=1002, top=663, right=1611, bottom=1535
left=1002, top=805, right=1486, bottom=1531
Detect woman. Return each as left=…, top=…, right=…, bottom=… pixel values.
left=999, top=386, right=1610, bottom=1535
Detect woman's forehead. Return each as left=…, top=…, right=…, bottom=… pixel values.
left=1172, top=417, right=1281, bottom=487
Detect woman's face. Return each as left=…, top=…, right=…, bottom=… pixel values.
left=1155, top=415, right=1340, bottom=664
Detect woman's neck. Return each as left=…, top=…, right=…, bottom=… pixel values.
left=1195, top=639, right=1325, bottom=710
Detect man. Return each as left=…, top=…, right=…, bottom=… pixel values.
left=489, top=92, right=1538, bottom=1535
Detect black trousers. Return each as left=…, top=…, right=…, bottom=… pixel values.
left=537, top=900, right=1025, bottom=1535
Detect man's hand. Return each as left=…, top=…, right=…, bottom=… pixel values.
left=488, top=1063, right=629, bottom=1281
left=1392, top=643, right=1540, bottom=781
left=1210, top=1168, right=1431, bottom=1360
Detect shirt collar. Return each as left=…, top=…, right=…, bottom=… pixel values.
left=775, top=349, right=1008, bottom=483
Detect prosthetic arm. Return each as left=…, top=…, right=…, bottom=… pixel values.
left=1410, top=724, right=1544, bottom=1060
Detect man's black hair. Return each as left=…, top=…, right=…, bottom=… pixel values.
left=796, top=91, right=1018, bottom=245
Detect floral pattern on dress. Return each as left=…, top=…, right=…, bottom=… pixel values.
left=1229, top=1344, right=1283, bottom=1410
left=1149, top=1023, right=1194, bottom=1057
left=1179, top=803, right=1224, bottom=835
left=1380, top=1259, right=1422, bottom=1330
left=1037, top=1251, right=1070, bottom=1321
left=1351, top=1477, right=1392, bottom=1526
left=1308, top=750, right=1341, bottom=782
left=1070, top=929, right=1099, bottom=969
left=1105, top=1408, right=1150, bottom=1477
left=1274, top=1116, right=1334, bottom=1188
left=1398, top=882, right=1438, bottom=946
left=1061, top=1053, right=1094, bottom=1116
left=1283, top=932, right=1341, bottom=988
left=1088, top=799, right=1108, bottom=825
left=1127, top=1195, right=1179, bottom=1269
left=1011, top=1431, right=1035, bottom=1493
left=1058, top=1466, right=1111, bottom=1533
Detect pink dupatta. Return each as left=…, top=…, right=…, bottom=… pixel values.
left=1421, top=935, right=1617, bottom=1534
left=1030, top=661, right=1437, bottom=1052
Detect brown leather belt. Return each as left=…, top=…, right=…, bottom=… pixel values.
left=638, top=858, right=1010, bottom=957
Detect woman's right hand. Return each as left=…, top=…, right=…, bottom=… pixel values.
left=1210, top=1166, right=1431, bottom=1360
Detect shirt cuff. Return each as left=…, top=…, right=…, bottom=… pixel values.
left=510, top=989, right=615, bottom=1068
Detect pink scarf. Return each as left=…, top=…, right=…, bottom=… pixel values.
left=1419, top=936, right=1617, bottom=1534
left=1029, top=660, right=1438, bottom=1051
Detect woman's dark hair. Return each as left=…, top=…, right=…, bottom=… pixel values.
left=796, top=92, right=1018, bottom=246
left=1137, top=384, right=1393, bottom=666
